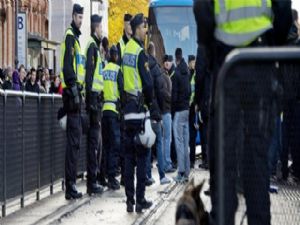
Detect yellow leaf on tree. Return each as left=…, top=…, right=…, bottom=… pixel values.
left=108, top=0, right=149, bottom=45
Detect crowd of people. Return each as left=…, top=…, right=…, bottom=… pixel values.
left=57, top=3, right=208, bottom=214
left=0, top=65, right=63, bottom=94
left=1, top=1, right=300, bottom=223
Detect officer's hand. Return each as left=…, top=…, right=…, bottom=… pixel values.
left=198, top=111, right=203, bottom=124
left=195, top=104, right=199, bottom=113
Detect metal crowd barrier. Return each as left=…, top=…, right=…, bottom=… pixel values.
left=0, top=90, right=88, bottom=217
left=215, top=48, right=300, bottom=225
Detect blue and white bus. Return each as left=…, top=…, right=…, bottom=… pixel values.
left=148, top=0, right=197, bottom=63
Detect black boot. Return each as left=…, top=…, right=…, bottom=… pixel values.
left=65, top=183, right=83, bottom=200
left=87, top=183, right=104, bottom=196
left=108, top=177, right=120, bottom=190
left=126, top=199, right=135, bottom=213
left=120, top=176, right=125, bottom=186
left=97, top=173, right=108, bottom=187
left=136, top=198, right=152, bottom=213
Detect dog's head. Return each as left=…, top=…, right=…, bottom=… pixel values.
left=175, top=179, right=209, bottom=225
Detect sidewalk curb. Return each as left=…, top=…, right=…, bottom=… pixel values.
left=32, top=194, right=91, bottom=225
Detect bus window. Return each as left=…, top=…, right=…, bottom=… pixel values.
left=149, top=6, right=197, bottom=64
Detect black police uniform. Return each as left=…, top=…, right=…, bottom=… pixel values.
left=122, top=14, right=154, bottom=213
left=85, top=31, right=103, bottom=193
left=194, top=0, right=292, bottom=225
left=195, top=45, right=211, bottom=168
left=123, top=37, right=153, bottom=211
left=62, top=4, right=84, bottom=200
left=117, top=14, right=132, bottom=186
left=102, top=57, right=123, bottom=190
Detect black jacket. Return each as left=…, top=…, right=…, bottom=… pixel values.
left=172, top=59, right=191, bottom=112
left=62, top=21, right=81, bottom=88
left=149, top=54, right=164, bottom=118
left=2, top=80, right=13, bottom=90
left=25, top=81, right=39, bottom=93
left=161, top=72, right=172, bottom=114
left=85, top=34, right=102, bottom=111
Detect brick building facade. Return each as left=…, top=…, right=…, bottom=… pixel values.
left=0, top=0, right=48, bottom=68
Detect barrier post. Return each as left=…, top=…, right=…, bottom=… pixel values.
left=36, top=95, right=41, bottom=201
left=2, top=93, right=7, bottom=217
left=50, top=94, right=54, bottom=195
left=21, top=93, right=25, bottom=208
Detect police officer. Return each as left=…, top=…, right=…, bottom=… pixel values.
left=193, top=0, right=292, bottom=225
left=60, top=4, right=85, bottom=200
left=102, top=46, right=123, bottom=190
left=122, top=13, right=154, bottom=213
left=188, top=55, right=198, bottom=169
left=84, top=14, right=105, bottom=195
left=117, top=14, right=133, bottom=65
left=117, top=14, right=133, bottom=186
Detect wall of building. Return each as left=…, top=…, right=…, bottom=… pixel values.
left=0, top=0, right=48, bottom=68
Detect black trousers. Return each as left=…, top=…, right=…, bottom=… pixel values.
left=209, top=62, right=274, bottom=225
left=65, top=112, right=82, bottom=186
left=120, top=120, right=126, bottom=180
left=199, top=117, right=208, bottom=164
left=102, top=115, right=121, bottom=181
left=171, top=112, right=177, bottom=164
left=86, top=117, right=101, bottom=185
left=281, top=101, right=300, bottom=179
left=189, top=105, right=197, bottom=165
left=124, top=120, right=148, bottom=203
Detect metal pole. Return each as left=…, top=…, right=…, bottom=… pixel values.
left=90, top=0, right=92, bottom=16
left=15, top=0, right=19, bottom=69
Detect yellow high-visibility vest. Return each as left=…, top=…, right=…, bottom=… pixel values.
left=85, top=37, right=104, bottom=93
left=214, top=0, right=272, bottom=46
left=119, top=38, right=126, bottom=58
left=60, top=28, right=85, bottom=88
left=122, top=39, right=143, bottom=96
left=102, top=62, right=120, bottom=114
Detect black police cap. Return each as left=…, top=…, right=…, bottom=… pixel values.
left=175, top=48, right=182, bottom=58
left=124, top=13, right=133, bottom=22
left=188, top=55, right=196, bottom=63
left=110, top=45, right=119, bottom=57
left=91, top=14, right=102, bottom=24
left=163, top=54, right=173, bottom=63
left=73, top=4, right=84, bottom=15
left=130, top=13, right=144, bottom=33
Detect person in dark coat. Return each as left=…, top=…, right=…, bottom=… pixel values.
left=25, top=68, right=40, bottom=93
left=2, top=66, right=13, bottom=90
left=172, top=48, right=191, bottom=183
left=19, top=65, right=27, bottom=91
left=163, top=54, right=178, bottom=169
left=147, top=42, right=171, bottom=185
left=12, top=71, right=21, bottom=91
left=161, top=55, right=175, bottom=173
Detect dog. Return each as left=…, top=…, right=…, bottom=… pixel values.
left=175, top=179, right=209, bottom=225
